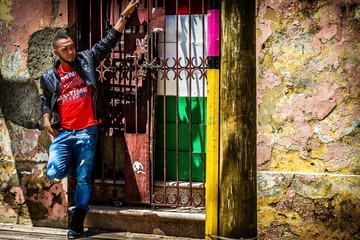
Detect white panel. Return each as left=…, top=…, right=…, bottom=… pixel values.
left=158, top=15, right=208, bottom=43
left=157, top=14, right=208, bottom=97
left=160, top=15, right=176, bottom=43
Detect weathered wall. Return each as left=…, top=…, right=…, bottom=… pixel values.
left=0, top=0, right=69, bottom=227
left=0, top=0, right=67, bottom=127
left=0, top=117, right=69, bottom=227
left=1, top=0, right=359, bottom=237
left=256, top=0, right=360, bottom=239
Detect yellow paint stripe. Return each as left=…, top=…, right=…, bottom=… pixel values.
left=205, top=68, right=219, bottom=239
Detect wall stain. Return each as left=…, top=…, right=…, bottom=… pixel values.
left=257, top=0, right=360, bottom=238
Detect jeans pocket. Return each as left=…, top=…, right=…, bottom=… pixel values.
left=53, top=129, right=65, bottom=141
left=85, top=125, right=98, bottom=135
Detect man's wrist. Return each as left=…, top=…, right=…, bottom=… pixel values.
left=120, top=13, right=129, bottom=20
left=44, top=122, right=51, bottom=131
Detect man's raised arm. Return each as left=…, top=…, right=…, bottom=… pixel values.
left=90, top=0, right=140, bottom=65
left=114, top=0, right=140, bottom=33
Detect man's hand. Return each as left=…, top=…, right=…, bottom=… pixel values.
left=47, top=126, right=62, bottom=138
left=122, top=0, right=140, bottom=17
left=114, top=0, right=140, bottom=32
left=43, top=113, right=62, bottom=138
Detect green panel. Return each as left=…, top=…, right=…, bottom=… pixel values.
left=155, top=150, right=206, bottom=181
left=156, top=96, right=207, bottom=124
left=156, top=96, right=176, bottom=123
left=156, top=123, right=206, bottom=153
left=155, top=96, right=207, bottom=181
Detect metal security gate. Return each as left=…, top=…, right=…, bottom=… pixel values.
left=153, top=0, right=208, bottom=207
left=74, top=0, right=207, bottom=207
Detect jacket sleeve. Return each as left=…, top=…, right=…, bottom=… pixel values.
left=40, top=75, right=52, bottom=116
left=91, top=28, right=123, bottom=66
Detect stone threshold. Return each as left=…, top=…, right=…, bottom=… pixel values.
left=87, top=205, right=205, bottom=219
left=0, top=222, right=203, bottom=240
left=70, top=205, right=205, bottom=239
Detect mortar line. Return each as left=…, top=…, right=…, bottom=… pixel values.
left=259, top=170, right=360, bottom=178
left=0, top=159, right=48, bottom=163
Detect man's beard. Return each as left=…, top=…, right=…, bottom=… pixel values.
left=58, top=54, right=74, bottom=65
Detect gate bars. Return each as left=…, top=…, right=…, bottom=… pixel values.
left=153, top=0, right=208, bottom=206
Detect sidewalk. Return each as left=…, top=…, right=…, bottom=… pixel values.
left=0, top=223, right=203, bottom=240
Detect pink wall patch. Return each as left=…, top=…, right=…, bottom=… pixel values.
left=207, top=9, right=220, bottom=57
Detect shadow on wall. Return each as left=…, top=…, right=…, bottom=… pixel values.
left=0, top=28, right=67, bottom=130
left=0, top=74, right=42, bottom=129
left=0, top=26, right=72, bottom=227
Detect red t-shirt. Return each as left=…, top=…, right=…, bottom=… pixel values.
left=57, top=65, right=96, bottom=130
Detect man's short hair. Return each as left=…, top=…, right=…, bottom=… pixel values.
left=53, top=32, right=70, bottom=49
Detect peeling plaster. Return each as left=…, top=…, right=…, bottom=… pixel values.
left=0, top=0, right=358, bottom=237
left=0, top=0, right=14, bottom=26
left=0, top=0, right=67, bottom=72
left=0, top=0, right=69, bottom=228
left=1, top=44, right=30, bottom=81
left=0, top=159, right=68, bottom=225
left=1, top=120, right=50, bottom=161
left=257, top=0, right=360, bottom=238
left=258, top=172, right=360, bottom=239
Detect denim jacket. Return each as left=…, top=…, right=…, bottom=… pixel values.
left=40, top=28, right=122, bottom=130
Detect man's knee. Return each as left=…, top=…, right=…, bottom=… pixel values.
left=47, top=164, right=63, bottom=181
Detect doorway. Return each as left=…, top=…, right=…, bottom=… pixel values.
left=74, top=0, right=207, bottom=207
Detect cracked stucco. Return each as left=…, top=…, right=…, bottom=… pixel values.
left=0, top=0, right=68, bottom=227
left=257, top=0, right=360, bottom=239
left=0, top=0, right=359, bottom=237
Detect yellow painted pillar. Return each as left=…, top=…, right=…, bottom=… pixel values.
left=206, top=69, right=220, bottom=240
left=205, top=0, right=220, bottom=239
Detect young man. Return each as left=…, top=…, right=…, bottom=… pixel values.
left=40, top=1, right=139, bottom=238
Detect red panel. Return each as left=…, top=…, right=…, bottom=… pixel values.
left=165, top=0, right=208, bottom=15
left=124, top=133, right=150, bottom=203
left=149, top=7, right=165, bottom=32
left=136, top=8, right=149, bottom=25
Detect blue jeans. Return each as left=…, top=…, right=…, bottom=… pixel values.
left=47, top=125, right=98, bottom=212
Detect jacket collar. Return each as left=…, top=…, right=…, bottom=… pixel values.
left=53, top=59, right=60, bottom=70
left=52, top=60, right=61, bottom=83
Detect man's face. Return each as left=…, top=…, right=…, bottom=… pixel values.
left=54, top=38, right=76, bottom=65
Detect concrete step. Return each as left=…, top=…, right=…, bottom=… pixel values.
left=0, top=223, right=203, bottom=240
left=84, top=205, right=205, bottom=239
